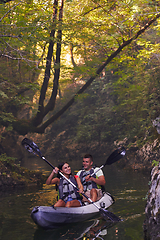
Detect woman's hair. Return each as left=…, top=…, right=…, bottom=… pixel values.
left=57, top=162, right=71, bottom=178
left=55, top=162, right=72, bottom=191
left=58, top=162, right=66, bottom=171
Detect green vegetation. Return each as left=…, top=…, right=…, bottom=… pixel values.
left=152, top=160, right=159, bottom=167
left=0, top=0, right=160, bottom=172
left=0, top=154, right=46, bottom=187
left=0, top=0, right=159, bottom=138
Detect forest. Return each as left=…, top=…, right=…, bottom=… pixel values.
left=0, top=0, right=160, bottom=171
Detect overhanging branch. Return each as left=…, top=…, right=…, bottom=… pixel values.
left=34, top=13, right=160, bottom=133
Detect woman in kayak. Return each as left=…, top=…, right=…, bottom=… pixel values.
left=46, top=162, right=83, bottom=207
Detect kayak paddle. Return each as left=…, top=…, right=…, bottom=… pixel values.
left=89, top=146, right=126, bottom=178
left=21, top=137, right=122, bottom=222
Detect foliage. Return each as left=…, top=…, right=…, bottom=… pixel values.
left=152, top=160, right=159, bottom=167
left=48, top=37, right=160, bottom=148
left=0, top=153, right=46, bottom=186
left=111, top=33, right=160, bottom=146
left=0, top=0, right=160, bottom=139
left=0, top=153, right=16, bottom=163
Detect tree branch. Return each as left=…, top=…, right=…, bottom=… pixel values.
left=34, top=13, right=160, bottom=133
left=32, top=0, right=58, bottom=126
left=43, top=0, right=64, bottom=117
left=0, top=2, right=21, bottom=22
left=70, top=44, right=77, bottom=67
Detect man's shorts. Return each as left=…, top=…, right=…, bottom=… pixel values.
left=83, top=189, right=103, bottom=202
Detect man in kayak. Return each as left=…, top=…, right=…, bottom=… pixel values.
left=76, top=154, right=106, bottom=202
left=46, top=162, right=83, bottom=207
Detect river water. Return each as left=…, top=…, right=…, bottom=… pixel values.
left=0, top=156, right=150, bottom=240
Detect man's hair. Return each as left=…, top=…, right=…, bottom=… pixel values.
left=83, top=154, right=93, bottom=161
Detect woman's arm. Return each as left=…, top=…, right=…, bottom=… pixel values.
left=75, top=176, right=83, bottom=193
left=46, top=167, right=59, bottom=185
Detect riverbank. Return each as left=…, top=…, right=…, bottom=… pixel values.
left=44, top=140, right=153, bottom=173
left=0, top=154, right=46, bottom=190
left=0, top=134, right=157, bottom=190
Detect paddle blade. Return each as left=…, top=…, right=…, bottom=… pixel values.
left=105, top=147, right=126, bottom=166
left=99, top=208, right=122, bottom=222
left=21, top=138, right=43, bottom=158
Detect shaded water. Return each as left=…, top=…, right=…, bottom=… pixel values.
left=0, top=156, right=150, bottom=240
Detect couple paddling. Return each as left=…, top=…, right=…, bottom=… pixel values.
left=46, top=154, right=106, bottom=208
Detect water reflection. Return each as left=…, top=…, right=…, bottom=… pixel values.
left=33, top=218, right=117, bottom=240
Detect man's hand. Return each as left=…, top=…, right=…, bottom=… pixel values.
left=85, top=175, right=106, bottom=186
left=85, top=175, right=92, bottom=182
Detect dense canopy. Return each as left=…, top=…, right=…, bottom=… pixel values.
left=0, top=0, right=160, bottom=143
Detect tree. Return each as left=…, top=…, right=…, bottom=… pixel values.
left=0, top=0, right=160, bottom=135
left=0, top=0, right=12, bottom=3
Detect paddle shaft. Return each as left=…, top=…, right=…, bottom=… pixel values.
left=21, top=139, right=95, bottom=206
left=89, top=165, right=104, bottom=177
left=22, top=138, right=121, bottom=221
left=88, top=147, right=126, bottom=178
left=42, top=155, right=121, bottom=221
left=42, top=156, right=104, bottom=211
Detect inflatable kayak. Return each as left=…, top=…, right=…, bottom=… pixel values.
left=31, top=192, right=114, bottom=229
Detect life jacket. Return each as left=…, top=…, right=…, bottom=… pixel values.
left=79, top=168, right=99, bottom=192
left=58, top=175, right=82, bottom=202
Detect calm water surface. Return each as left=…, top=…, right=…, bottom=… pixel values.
left=0, top=156, right=150, bottom=240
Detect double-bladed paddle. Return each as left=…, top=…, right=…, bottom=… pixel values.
left=21, top=138, right=124, bottom=222
left=89, top=146, right=126, bottom=178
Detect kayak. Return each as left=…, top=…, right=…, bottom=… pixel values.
left=31, top=192, right=114, bottom=229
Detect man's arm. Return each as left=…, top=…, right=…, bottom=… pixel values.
left=76, top=170, right=81, bottom=177
left=85, top=175, right=106, bottom=186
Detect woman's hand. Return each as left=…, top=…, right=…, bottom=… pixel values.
left=78, top=186, right=84, bottom=194
left=46, top=167, right=59, bottom=185
left=53, top=167, right=59, bottom=174
left=75, top=175, right=83, bottom=193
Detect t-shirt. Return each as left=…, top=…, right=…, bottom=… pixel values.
left=76, top=168, right=104, bottom=178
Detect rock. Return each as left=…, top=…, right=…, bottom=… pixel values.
left=143, top=164, right=160, bottom=239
